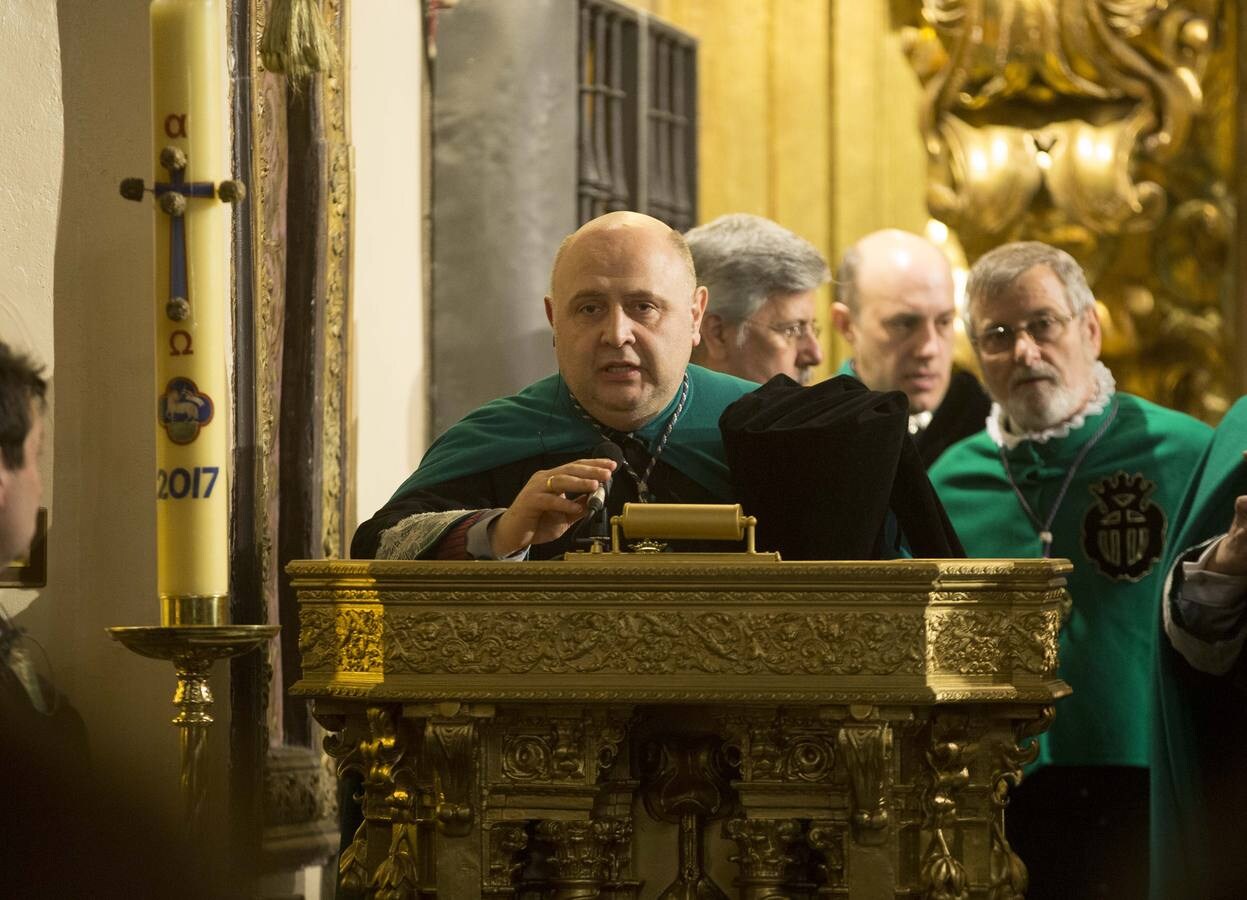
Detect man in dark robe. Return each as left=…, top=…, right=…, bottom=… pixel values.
left=832, top=229, right=990, bottom=467
left=352, top=210, right=759, bottom=562
left=1151, top=396, right=1247, bottom=899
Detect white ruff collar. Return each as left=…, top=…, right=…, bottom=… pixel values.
left=986, top=362, right=1116, bottom=450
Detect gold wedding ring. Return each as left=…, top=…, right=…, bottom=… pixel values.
left=546, top=475, right=556, bottom=491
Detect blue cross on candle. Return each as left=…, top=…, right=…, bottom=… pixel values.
left=119, top=145, right=246, bottom=321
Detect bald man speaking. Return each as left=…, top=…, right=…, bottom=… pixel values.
left=832, top=229, right=990, bottom=467
left=352, top=211, right=759, bottom=561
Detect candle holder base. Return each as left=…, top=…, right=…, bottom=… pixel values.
left=107, top=624, right=278, bottom=836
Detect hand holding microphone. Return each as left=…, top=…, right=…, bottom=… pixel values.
left=585, top=440, right=626, bottom=517
left=489, top=441, right=625, bottom=557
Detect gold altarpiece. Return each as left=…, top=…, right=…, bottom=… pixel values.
left=291, top=556, right=1068, bottom=898
left=903, top=0, right=1241, bottom=418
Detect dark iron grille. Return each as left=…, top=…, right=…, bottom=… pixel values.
left=647, top=24, right=696, bottom=230
left=577, top=0, right=696, bottom=229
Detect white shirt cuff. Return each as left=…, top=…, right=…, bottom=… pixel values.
left=466, top=509, right=529, bottom=561
left=1165, top=536, right=1247, bottom=675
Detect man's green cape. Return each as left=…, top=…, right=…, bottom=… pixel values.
left=1151, top=395, right=1247, bottom=899
left=390, top=364, right=758, bottom=503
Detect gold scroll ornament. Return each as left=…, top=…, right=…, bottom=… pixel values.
left=905, top=0, right=1234, bottom=419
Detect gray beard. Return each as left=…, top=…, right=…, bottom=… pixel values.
left=1004, top=378, right=1087, bottom=433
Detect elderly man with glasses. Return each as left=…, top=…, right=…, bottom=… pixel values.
left=685, top=213, right=828, bottom=386
left=928, top=241, right=1211, bottom=900
left=832, top=229, right=991, bottom=467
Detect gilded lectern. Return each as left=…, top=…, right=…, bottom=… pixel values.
left=291, top=530, right=1067, bottom=899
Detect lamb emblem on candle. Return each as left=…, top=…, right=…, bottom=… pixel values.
left=158, top=377, right=215, bottom=444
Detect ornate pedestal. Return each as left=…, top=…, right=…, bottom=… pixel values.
left=289, top=557, right=1069, bottom=899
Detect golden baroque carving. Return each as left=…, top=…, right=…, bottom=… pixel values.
left=722, top=817, right=803, bottom=892
left=534, top=819, right=612, bottom=892
left=807, top=819, right=848, bottom=890
left=905, top=0, right=1235, bottom=418
left=719, top=713, right=837, bottom=784
left=484, top=823, right=528, bottom=897
left=927, top=607, right=1060, bottom=676
left=299, top=607, right=383, bottom=672
left=920, top=714, right=972, bottom=900
left=985, top=709, right=1052, bottom=900
left=500, top=718, right=587, bottom=783
left=838, top=723, right=892, bottom=845
left=377, top=609, right=925, bottom=676
left=426, top=717, right=477, bottom=835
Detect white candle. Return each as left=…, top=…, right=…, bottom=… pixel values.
left=149, top=0, right=231, bottom=620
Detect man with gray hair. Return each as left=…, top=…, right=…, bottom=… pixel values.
left=686, top=213, right=828, bottom=385
left=832, top=229, right=990, bottom=466
left=929, top=241, right=1211, bottom=899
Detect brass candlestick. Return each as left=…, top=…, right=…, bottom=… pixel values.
left=109, top=596, right=277, bottom=836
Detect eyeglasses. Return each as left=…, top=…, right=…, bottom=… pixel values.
left=972, top=312, right=1073, bottom=355
left=742, top=318, right=822, bottom=343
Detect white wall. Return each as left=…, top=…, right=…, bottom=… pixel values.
left=349, top=0, right=428, bottom=530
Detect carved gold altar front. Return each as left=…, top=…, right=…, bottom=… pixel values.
left=290, top=558, right=1069, bottom=899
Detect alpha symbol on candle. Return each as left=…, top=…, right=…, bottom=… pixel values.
left=158, top=377, right=215, bottom=445
left=164, top=114, right=187, bottom=139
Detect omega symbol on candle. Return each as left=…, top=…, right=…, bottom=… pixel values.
left=158, top=376, right=215, bottom=444
left=164, top=113, right=187, bottom=139
left=169, top=329, right=194, bottom=355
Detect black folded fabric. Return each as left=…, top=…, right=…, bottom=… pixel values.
left=719, top=374, right=964, bottom=560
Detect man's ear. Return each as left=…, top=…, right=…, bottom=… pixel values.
left=1084, top=302, right=1103, bottom=359
left=831, top=302, right=856, bottom=345
left=699, top=313, right=732, bottom=362
left=689, top=286, right=709, bottom=346
left=0, top=466, right=9, bottom=510
left=544, top=296, right=555, bottom=330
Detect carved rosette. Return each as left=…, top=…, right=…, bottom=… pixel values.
left=723, top=817, right=803, bottom=900
left=920, top=714, right=972, bottom=900
left=838, top=722, right=892, bottom=845
left=720, top=711, right=837, bottom=786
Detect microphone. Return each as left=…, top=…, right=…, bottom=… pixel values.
left=586, top=440, right=626, bottom=515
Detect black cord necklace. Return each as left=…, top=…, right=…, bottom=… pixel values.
left=568, top=373, right=689, bottom=501
left=997, top=397, right=1119, bottom=558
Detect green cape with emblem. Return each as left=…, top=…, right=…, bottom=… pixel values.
left=930, top=393, right=1211, bottom=772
